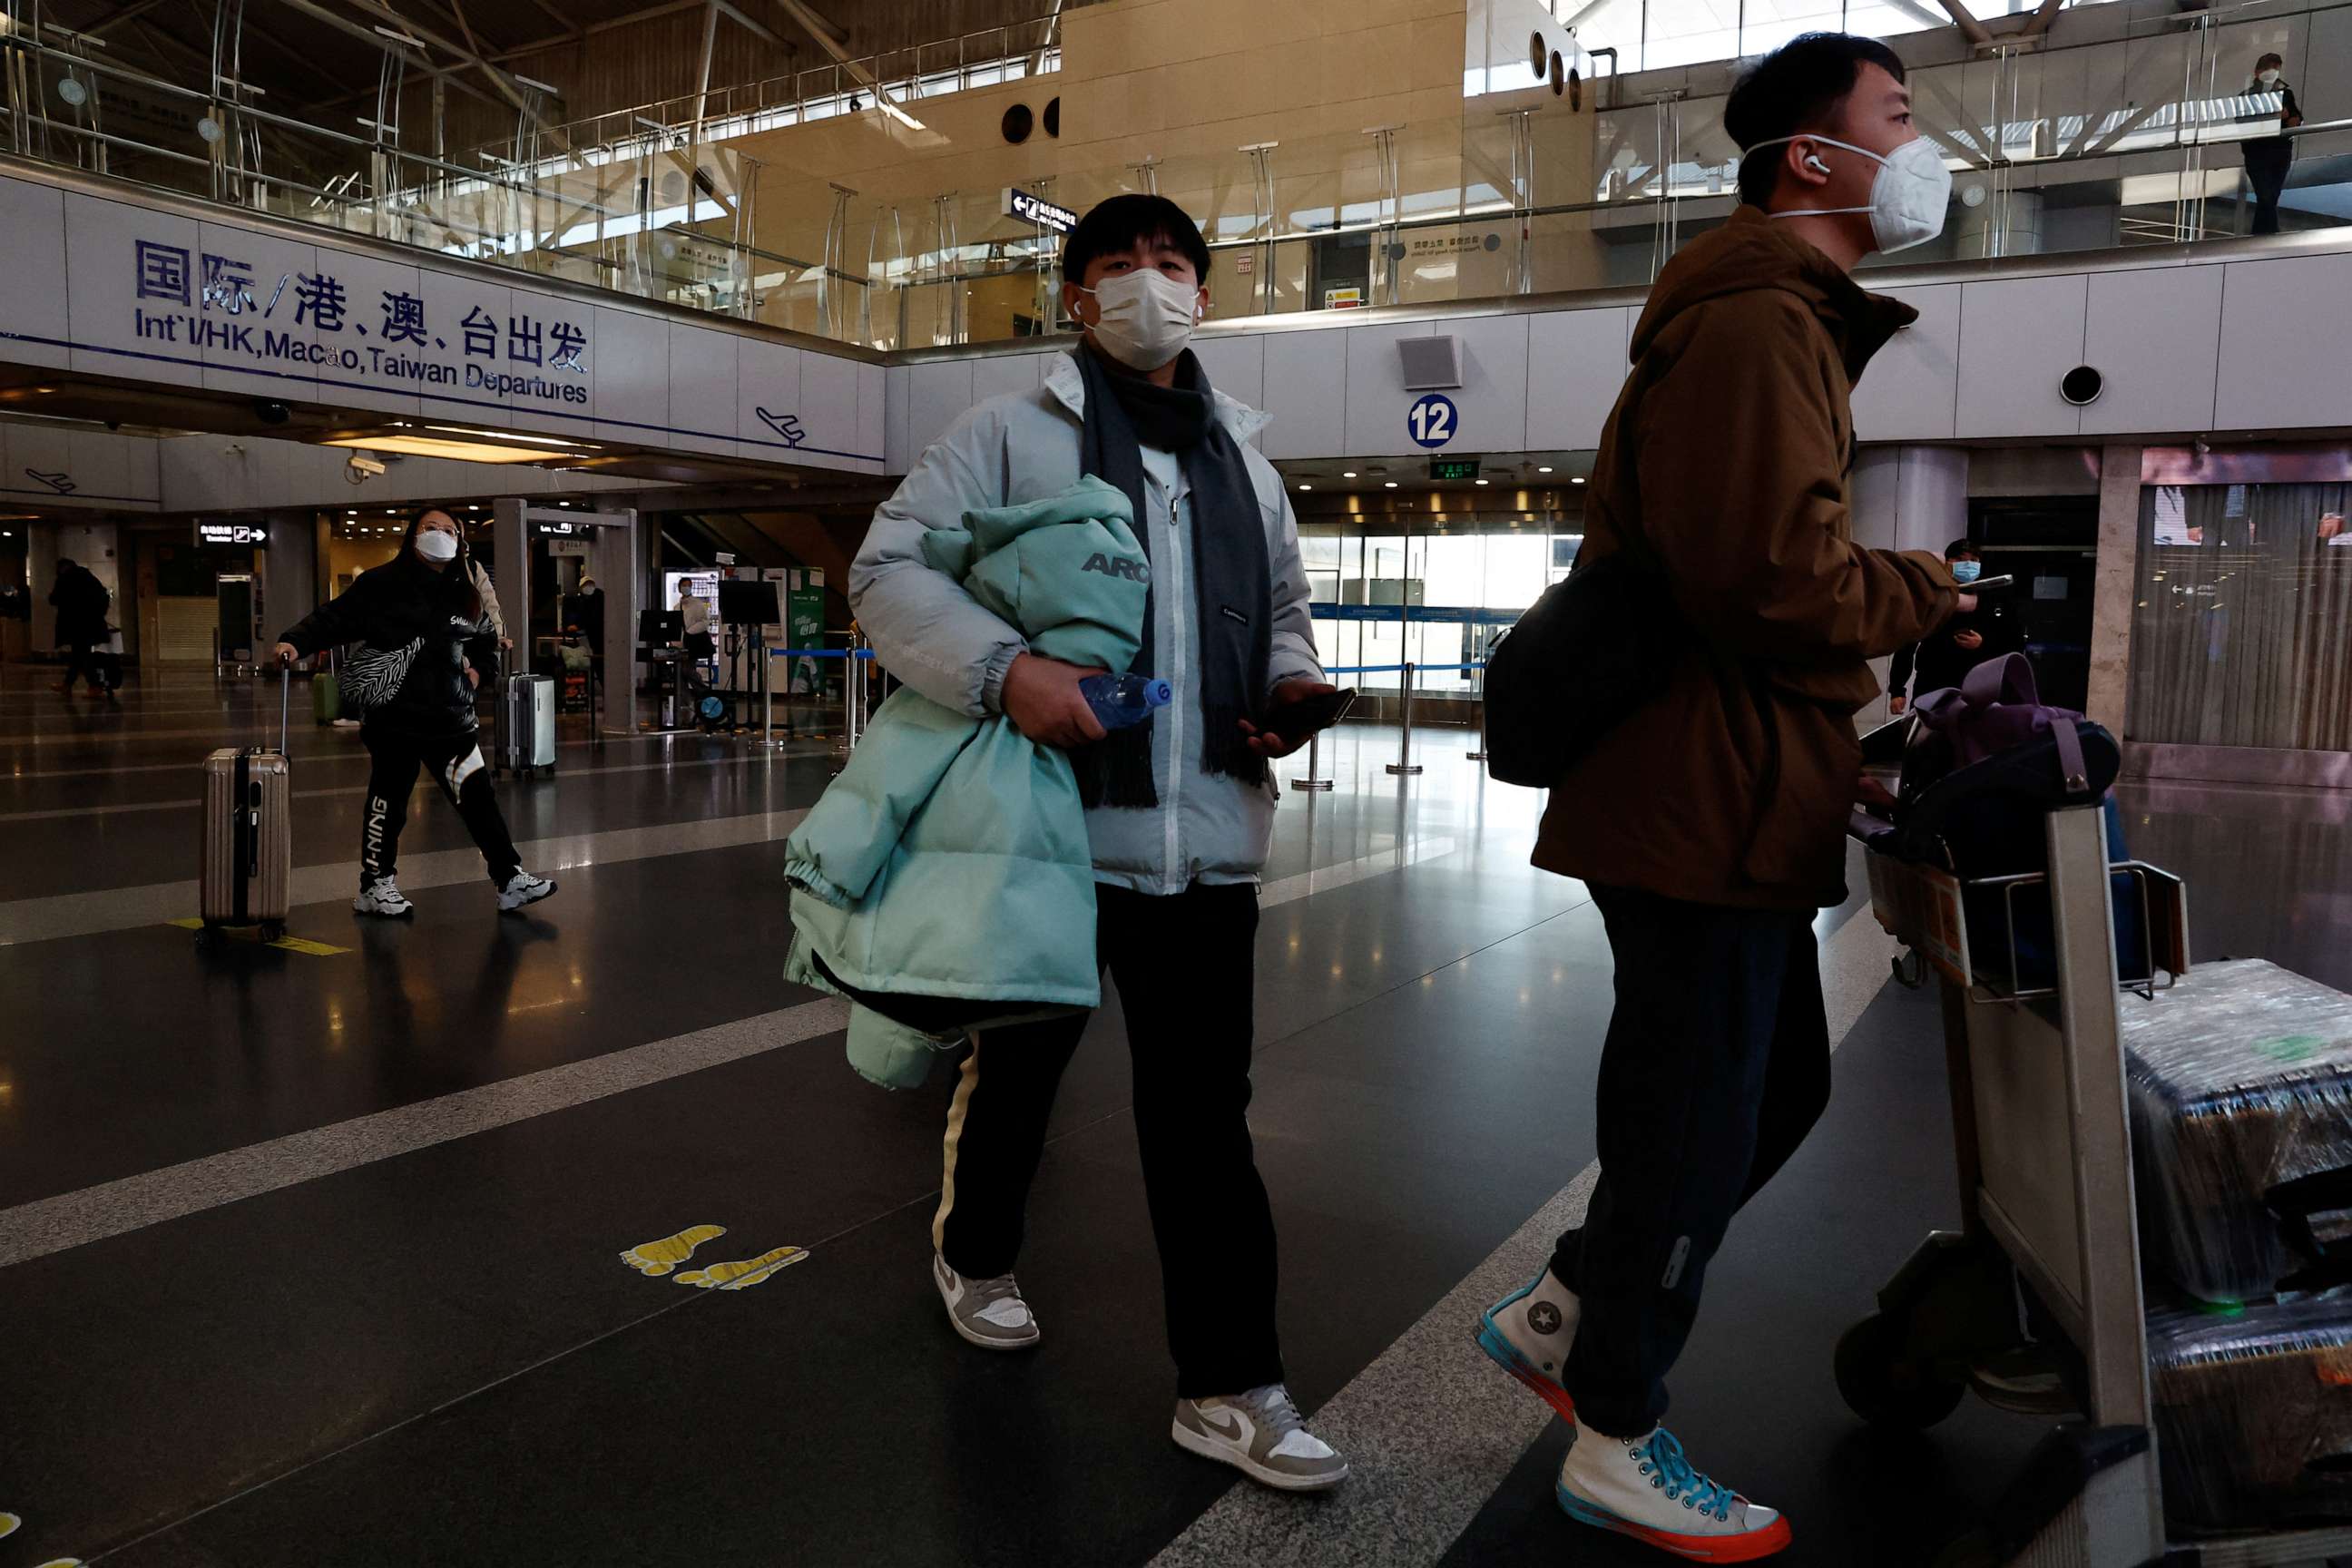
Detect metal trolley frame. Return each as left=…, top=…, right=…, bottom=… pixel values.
left=1851, top=803, right=2352, bottom=1568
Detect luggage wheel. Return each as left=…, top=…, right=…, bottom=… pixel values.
left=260, top=920, right=286, bottom=943
left=1892, top=948, right=1926, bottom=989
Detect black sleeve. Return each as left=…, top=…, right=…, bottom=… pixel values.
left=2285, top=84, right=2303, bottom=125
left=1889, top=638, right=1919, bottom=696
left=279, top=570, right=383, bottom=656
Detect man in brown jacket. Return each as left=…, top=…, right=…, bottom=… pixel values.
left=1472, top=34, right=1975, bottom=1560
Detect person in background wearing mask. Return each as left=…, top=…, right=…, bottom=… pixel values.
left=850, top=194, right=1348, bottom=1492
left=1471, top=34, right=1971, bottom=1559
left=272, top=509, right=556, bottom=917
left=1888, top=540, right=2024, bottom=712
left=2242, top=53, right=2303, bottom=236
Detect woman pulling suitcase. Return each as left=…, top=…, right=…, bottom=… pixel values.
left=272, top=508, right=556, bottom=918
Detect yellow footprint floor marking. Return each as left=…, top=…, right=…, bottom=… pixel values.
left=619, top=1223, right=727, bottom=1277
left=37, top=1559, right=84, bottom=1566
left=676, top=1245, right=808, bottom=1291
left=166, top=918, right=350, bottom=956
left=0, top=1512, right=18, bottom=1538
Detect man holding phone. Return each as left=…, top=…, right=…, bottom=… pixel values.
left=1887, top=540, right=2024, bottom=711
left=848, top=194, right=1348, bottom=1491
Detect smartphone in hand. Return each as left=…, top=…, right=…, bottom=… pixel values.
left=1269, top=686, right=1357, bottom=735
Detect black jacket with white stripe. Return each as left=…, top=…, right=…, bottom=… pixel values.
left=280, top=551, right=496, bottom=738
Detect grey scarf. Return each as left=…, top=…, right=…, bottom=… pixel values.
left=1073, top=344, right=1271, bottom=808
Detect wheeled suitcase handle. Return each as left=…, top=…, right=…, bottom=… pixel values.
left=279, top=663, right=291, bottom=754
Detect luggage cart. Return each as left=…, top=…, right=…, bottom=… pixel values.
left=1847, top=803, right=2352, bottom=1567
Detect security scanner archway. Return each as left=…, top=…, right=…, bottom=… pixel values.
left=491, top=498, right=641, bottom=740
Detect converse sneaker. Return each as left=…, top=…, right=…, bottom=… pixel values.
left=496, top=871, right=557, bottom=912
left=1555, top=1417, right=1791, bottom=1562
left=1477, top=1265, right=1582, bottom=1422
left=933, top=1254, right=1040, bottom=1350
left=353, top=877, right=415, bottom=917
left=1171, top=1384, right=1349, bottom=1492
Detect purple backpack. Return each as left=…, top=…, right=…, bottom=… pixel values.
left=1904, top=653, right=2103, bottom=803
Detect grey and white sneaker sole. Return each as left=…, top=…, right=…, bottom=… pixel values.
left=352, top=898, right=414, bottom=917
left=1170, top=1418, right=1350, bottom=1492
left=933, top=1266, right=1040, bottom=1351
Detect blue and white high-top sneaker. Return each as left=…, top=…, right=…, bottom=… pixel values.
left=1475, top=1265, right=1582, bottom=1422
left=1555, top=1417, right=1791, bottom=1562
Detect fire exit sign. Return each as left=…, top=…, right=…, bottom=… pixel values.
left=1428, top=456, right=1481, bottom=482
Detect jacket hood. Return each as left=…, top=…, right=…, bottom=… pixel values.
left=1629, top=207, right=1916, bottom=382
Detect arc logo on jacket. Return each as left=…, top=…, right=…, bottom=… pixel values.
left=1080, top=552, right=1148, bottom=583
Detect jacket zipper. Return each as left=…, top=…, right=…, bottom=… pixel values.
left=1161, top=478, right=1187, bottom=891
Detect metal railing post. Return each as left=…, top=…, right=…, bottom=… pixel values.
left=1466, top=661, right=1489, bottom=763
left=763, top=648, right=774, bottom=746
left=1292, top=729, right=1334, bottom=792
left=1386, top=662, right=1423, bottom=777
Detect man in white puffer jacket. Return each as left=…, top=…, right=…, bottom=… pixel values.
left=851, top=194, right=1349, bottom=1492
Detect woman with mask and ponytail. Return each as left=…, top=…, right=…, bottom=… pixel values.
left=273, top=508, right=555, bottom=918
left=1468, top=34, right=1972, bottom=1560
left=2243, top=52, right=2303, bottom=236
left=848, top=194, right=1350, bottom=1493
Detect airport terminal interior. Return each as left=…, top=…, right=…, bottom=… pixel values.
left=5, top=0, right=2352, bottom=1564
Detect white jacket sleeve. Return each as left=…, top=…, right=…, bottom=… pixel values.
left=1263, top=485, right=1324, bottom=693
left=850, top=414, right=1026, bottom=718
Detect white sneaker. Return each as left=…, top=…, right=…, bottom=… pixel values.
left=496, top=871, right=556, bottom=912
left=1555, top=1417, right=1791, bottom=1562
left=1171, top=1383, right=1349, bottom=1492
left=1476, top=1265, right=1582, bottom=1422
left=933, top=1254, right=1041, bottom=1350
left=353, top=877, right=415, bottom=917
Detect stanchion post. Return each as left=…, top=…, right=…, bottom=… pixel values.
left=1466, top=660, right=1489, bottom=763
left=1293, top=729, right=1335, bottom=791
left=1386, top=662, right=1424, bottom=777
left=763, top=650, right=774, bottom=747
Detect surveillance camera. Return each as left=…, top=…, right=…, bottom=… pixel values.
left=253, top=400, right=290, bottom=425
left=222, top=441, right=246, bottom=457
left=346, top=452, right=387, bottom=484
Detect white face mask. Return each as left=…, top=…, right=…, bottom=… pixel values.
left=2259, top=68, right=2282, bottom=86
left=1077, top=269, right=1202, bottom=372
left=1749, top=132, right=1954, bottom=253
left=415, top=529, right=458, bottom=563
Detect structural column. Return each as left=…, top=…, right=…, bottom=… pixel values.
left=2082, top=445, right=2142, bottom=739
left=492, top=496, right=530, bottom=671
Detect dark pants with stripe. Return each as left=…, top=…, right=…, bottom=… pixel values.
left=359, top=724, right=521, bottom=890
left=934, top=881, right=1284, bottom=1399
left=1549, top=883, right=1832, bottom=1437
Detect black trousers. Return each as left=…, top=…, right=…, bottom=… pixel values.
left=359, top=724, right=522, bottom=890
left=60, top=640, right=106, bottom=691
left=933, top=882, right=1284, bottom=1398
left=2246, top=140, right=2293, bottom=235
left=1548, top=883, right=1831, bottom=1437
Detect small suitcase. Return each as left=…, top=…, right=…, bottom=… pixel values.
left=311, top=648, right=342, bottom=725
left=501, top=671, right=555, bottom=776
left=201, top=668, right=292, bottom=939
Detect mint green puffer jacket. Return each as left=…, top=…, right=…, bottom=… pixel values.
left=783, top=476, right=1148, bottom=1089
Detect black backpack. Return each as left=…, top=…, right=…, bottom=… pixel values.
left=1482, top=547, right=1680, bottom=789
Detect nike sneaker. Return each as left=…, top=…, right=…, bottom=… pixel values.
left=933, top=1253, right=1041, bottom=1350
left=1171, top=1383, right=1348, bottom=1492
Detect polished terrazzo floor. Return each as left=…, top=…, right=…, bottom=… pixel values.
left=0, top=665, right=2332, bottom=1566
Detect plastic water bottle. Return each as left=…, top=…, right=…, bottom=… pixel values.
left=1080, top=672, right=1173, bottom=731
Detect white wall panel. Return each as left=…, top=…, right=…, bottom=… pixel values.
left=1525, top=308, right=1630, bottom=452
left=592, top=306, right=669, bottom=446
left=907, top=360, right=976, bottom=457
left=793, top=349, right=862, bottom=468
left=2214, top=252, right=2352, bottom=431
left=1341, top=321, right=1437, bottom=457
left=736, top=337, right=806, bottom=458
left=886, top=364, right=912, bottom=471
left=1259, top=331, right=1347, bottom=459
left=1439, top=316, right=1533, bottom=456
left=1191, top=334, right=1266, bottom=416
left=1856, top=284, right=1959, bottom=442
left=0, top=177, right=67, bottom=370
left=666, top=323, right=739, bottom=457
left=2080, top=265, right=2224, bottom=436
left=1955, top=274, right=2087, bottom=439
left=857, top=364, right=887, bottom=474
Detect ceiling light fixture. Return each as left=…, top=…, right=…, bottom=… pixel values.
left=1571, top=476, right=1586, bottom=485
left=326, top=434, right=564, bottom=465
left=1341, top=471, right=1357, bottom=478
left=1475, top=478, right=1489, bottom=486
left=1537, top=466, right=1553, bottom=474
left=1384, top=481, right=1398, bottom=489
left=1297, top=483, right=1312, bottom=491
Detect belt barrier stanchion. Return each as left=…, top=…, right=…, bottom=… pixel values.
left=1386, top=662, right=1423, bottom=777
left=1466, top=660, right=1489, bottom=764
left=763, top=649, right=775, bottom=747
left=1293, top=728, right=1335, bottom=792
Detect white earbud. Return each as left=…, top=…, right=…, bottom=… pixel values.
left=1805, top=152, right=1832, bottom=174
